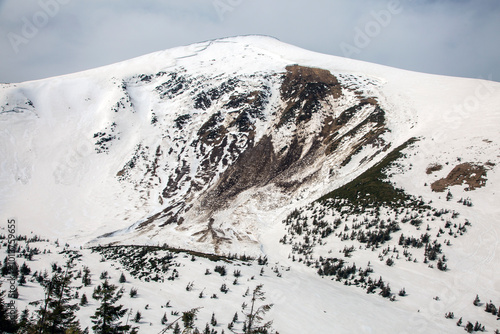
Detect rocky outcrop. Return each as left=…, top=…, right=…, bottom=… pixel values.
left=118, top=65, right=390, bottom=252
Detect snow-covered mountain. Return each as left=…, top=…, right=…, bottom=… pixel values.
left=1, top=35, right=500, bottom=333
left=2, top=35, right=498, bottom=255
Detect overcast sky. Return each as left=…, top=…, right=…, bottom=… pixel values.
left=0, top=0, right=499, bottom=83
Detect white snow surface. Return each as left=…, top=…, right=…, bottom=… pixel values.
left=1, top=35, right=500, bottom=333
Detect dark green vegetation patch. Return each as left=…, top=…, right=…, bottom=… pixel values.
left=319, top=137, right=426, bottom=208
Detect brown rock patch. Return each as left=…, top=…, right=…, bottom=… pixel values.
left=279, top=65, right=341, bottom=126
left=426, top=163, right=443, bottom=175
left=281, top=65, right=341, bottom=99
left=431, top=163, right=487, bottom=192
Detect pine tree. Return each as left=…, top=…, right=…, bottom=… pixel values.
left=82, top=266, right=91, bottom=286
left=456, top=317, right=462, bottom=326
left=80, top=293, right=88, bottom=306
left=34, top=260, right=81, bottom=333
left=7, top=306, right=18, bottom=330
left=0, top=287, right=18, bottom=333
left=241, top=284, right=275, bottom=334
left=486, top=302, right=497, bottom=315
left=181, top=308, right=200, bottom=332
left=1, top=257, right=9, bottom=276
left=446, top=190, right=453, bottom=201
left=91, top=279, right=131, bottom=334
left=473, top=294, right=481, bottom=306
left=437, top=258, right=447, bottom=271
left=173, top=322, right=181, bottom=334
left=10, top=261, right=19, bottom=278
left=133, top=311, right=141, bottom=323
left=211, top=312, right=217, bottom=326
left=20, top=262, right=31, bottom=275
left=100, top=271, right=109, bottom=280
left=486, top=302, right=492, bottom=313
left=379, top=284, right=391, bottom=298
left=18, top=307, right=31, bottom=330
left=18, top=274, right=26, bottom=286
left=119, top=273, right=126, bottom=283
left=474, top=322, right=480, bottom=331
left=161, top=312, right=168, bottom=325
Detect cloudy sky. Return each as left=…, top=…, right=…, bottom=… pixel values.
left=0, top=0, right=499, bottom=83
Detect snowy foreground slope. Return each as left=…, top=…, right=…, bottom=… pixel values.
left=1, top=36, right=500, bottom=333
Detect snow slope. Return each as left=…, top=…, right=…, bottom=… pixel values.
left=0, top=35, right=500, bottom=333
left=2, top=36, right=498, bottom=253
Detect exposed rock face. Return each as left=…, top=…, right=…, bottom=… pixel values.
left=279, top=65, right=342, bottom=125
left=112, top=64, right=391, bottom=252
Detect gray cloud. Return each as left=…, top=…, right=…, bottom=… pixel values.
left=0, top=0, right=499, bottom=83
